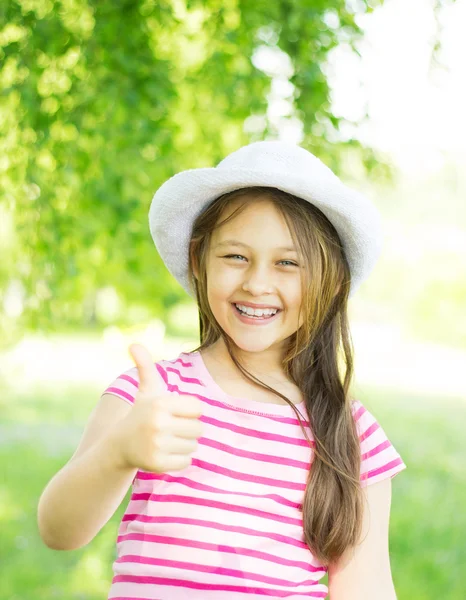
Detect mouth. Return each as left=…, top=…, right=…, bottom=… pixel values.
left=231, top=302, right=282, bottom=325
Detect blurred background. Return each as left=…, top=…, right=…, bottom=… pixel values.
left=1, top=0, right=465, bottom=598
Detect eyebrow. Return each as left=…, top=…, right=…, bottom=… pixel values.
left=215, top=239, right=297, bottom=252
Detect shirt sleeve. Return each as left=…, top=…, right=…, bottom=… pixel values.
left=352, top=399, right=407, bottom=487
left=101, top=365, right=141, bottom=405
left=101, top=361, right=169, bottom=406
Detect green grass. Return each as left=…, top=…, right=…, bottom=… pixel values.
left=0, top=382, right=129, bottom=599
left=1, top=380, right=465, bottom=599
left=359, top=386, right=466, bottom=599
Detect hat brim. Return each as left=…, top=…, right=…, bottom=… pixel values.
left=149, top=166, right=383, bottom=298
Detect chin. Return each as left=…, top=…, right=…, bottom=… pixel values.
left=228, top=333, right=282, bottom=354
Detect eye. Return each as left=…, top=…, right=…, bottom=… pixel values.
left=279, top=260, right=299, bottom=267
left=223, top=254, right=246, bottom=261
left=222, top=255, right=298, bottom=267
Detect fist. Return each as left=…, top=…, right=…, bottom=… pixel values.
left=114, top=343, right=204, bottom=473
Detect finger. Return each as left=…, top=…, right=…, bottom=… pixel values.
left=154, top=453, right=193, bottom=472
left=168, top=395, right=203, bottom=418
left=170, top=416, right=204, bottom=440
left=157, top=435, right=198, bottom=454
left=128, top=343, right=161, bottom=395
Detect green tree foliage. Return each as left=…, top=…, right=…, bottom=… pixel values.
left=1, top=0, right=387, bottom=344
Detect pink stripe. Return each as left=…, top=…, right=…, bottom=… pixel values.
left=192, top=457, right=306, bottom=491
left=201, top=415, right=312, bottom=446
left=171, top=356, right=193, bottom=367
left=353, top=404, right=366, bottom=422
left=105, top=386, right=135, bottom=404
left=136, top=457, right=305, bottom=490
left=123, top=493, right=303, bottom=525
left=115, top=554, right=324, bottom=589
left=133, top=473, right=301, bottom=509
left=365, top=457, right=404, bottom=479
left=118, top=515, right=308, bottom=549
left=204, top=398, right=311, bottom=427
left=120, top=373, right=139, bottom=388
left=155, top=363, right=169, bottom=385
left=359, top=421, right=380, bottom=442
left=166, top=366, right=205, bottom=386
left=361, top=439, right=391, bottom=460
left=200, top=436, right=311, bottom=468
left=112, top=574, right=327, bottom=597
left=114, top=535, right=323, bottom=573
left=152, top=371, right=311, bottom=427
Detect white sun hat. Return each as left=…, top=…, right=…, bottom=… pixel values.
left=149, top=140, right=383, bottom=298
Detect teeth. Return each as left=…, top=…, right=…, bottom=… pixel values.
left=235, top=304, right=278, bottom=317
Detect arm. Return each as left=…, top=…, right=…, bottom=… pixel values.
left=328, top=478, right=398, bottom=600
left=37, top=393, right=137, bottom=551
left=37, top=345, right=201, bottom=552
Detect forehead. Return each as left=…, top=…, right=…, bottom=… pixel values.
left=212, top=196, right=292, bottom=240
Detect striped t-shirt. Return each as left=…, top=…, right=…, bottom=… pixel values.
left=102, top=349, right=406, bottom=600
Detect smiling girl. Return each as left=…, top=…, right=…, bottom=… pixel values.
left=38, top=141, right=406, bottom=599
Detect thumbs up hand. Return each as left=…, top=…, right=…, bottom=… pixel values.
left=113, top=344, right=204, bottom=473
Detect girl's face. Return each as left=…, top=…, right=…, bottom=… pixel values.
left=203, top=197, right=304, bottom=355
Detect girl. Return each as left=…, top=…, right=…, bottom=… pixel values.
left=38, top=141, right=407, bottom=599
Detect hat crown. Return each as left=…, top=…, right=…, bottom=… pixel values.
left=150, top=140, right=383, bottom=300
left=216, top=140, right=335, bottom=179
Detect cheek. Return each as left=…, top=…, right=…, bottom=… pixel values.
left=287, top=279, right=303, bottom=307
left=208, top=264, right=238, bottom=292
left=206, top=268, right=235, bottom=306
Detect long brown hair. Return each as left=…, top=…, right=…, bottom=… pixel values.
left=187, top=186, right=364, bottom=566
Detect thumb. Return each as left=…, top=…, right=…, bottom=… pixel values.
left=128, top=343, right=161, bottom=396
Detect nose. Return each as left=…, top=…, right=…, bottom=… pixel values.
left=241, top=264, right=276, bottom=296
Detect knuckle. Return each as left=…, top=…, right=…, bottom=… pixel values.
left=152, top=411, right=171, bottom=433
left=150, top=417, right=162, bottom=434
left=153, top=433, right=169, bottom=451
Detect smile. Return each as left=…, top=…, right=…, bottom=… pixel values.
left=231, top=303, right=282, bottom=326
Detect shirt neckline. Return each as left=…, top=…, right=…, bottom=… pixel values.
left=186, top=350, right=307, bottom=417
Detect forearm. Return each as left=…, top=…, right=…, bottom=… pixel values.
left=37, top=428, right=137, bottom=551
